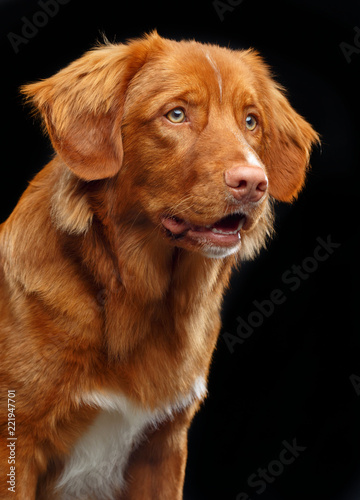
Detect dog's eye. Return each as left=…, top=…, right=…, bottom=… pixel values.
left=166, top=108, right=186, bottom=124
left=245, top=114, right=257, bottom=131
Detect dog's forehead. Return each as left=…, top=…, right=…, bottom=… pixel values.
left=127, top=42, right=258, bottom=113
left=159, top=42, right=253, bottom=94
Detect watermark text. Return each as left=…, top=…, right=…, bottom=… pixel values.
left=213, top=0, right=244, bottom=22
left=350, top=374, right=360, bottom=396
left=339, top=26, right=360, bottom=63
left=223, top=234, right=341, bottom=353
left=236, top=438, right=306, bottom=499
left=7, top=390, right=16, bottom=493
left=7, top=0, right=71, bottom=54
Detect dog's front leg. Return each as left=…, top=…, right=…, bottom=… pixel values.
left=121, top=406, right=196, bottom=500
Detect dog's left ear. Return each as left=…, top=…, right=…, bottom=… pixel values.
left=21, top=32, right=164, bottom=181
left=241, top=50, right=320, bottom=202
left=263, top=84, right=320, bottom=202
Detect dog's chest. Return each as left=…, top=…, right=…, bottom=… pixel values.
left=55, top=377, right=207, bottom=499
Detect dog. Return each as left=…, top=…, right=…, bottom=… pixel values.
left=0, top=31, right=318, bottom=499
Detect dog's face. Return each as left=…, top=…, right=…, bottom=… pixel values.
left=121, top=42, right=276, bottom=258
left=22, top=32, right=318, bottom=260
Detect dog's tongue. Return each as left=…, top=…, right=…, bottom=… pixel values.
left=161, top=216, right=190, bottom=234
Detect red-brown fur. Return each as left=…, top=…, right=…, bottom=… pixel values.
left=0, top=32, right=318, bottom=499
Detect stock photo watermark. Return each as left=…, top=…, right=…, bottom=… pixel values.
left=7, top=0, right=71, bottom=54
left=213, top=0, right=244, bottom=22
left=6, top=390, right=16, bottom=493
left=223, top=234, right=341, bottom=353
left=350, top=374, right=360, bottom=396
left=236, top=438, right=306, bottom=499
left=339, top=26, right=360, bottom=63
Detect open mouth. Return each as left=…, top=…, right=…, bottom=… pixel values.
left=161, top=212, right=246, bottom=247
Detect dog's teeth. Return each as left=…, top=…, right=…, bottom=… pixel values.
left=211, top=228, right=237, bottom=235
left=237, top=217, right=246, bottom=230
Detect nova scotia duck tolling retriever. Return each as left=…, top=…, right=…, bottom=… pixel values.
left=0, top=31, right=319, bottom=499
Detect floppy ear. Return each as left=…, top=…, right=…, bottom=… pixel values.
left=21, top=32, right=164, bottom=181
left=263, top=85, right=320, bottom=202
left=241, top=50, right=319, bottom=202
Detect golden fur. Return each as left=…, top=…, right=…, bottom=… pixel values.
left=0, top=32, right=318, bottom=499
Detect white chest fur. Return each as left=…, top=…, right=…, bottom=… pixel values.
left=55, top=376, right=207, bottom=499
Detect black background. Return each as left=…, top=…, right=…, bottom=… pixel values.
left=1, top=0, right=360, bottom=499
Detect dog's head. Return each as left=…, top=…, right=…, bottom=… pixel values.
left=22, top=32, right=319, bottom=260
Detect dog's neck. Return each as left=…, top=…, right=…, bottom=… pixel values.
left=84, top=179, right=235, bottom=360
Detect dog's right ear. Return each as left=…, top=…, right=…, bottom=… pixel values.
left=21, top=32, right=164, bottom=181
